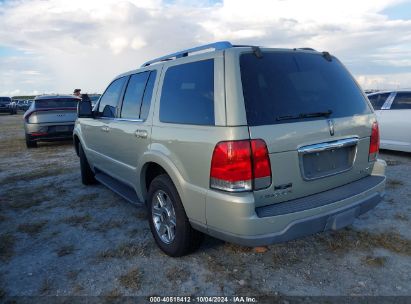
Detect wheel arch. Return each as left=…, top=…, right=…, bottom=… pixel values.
left=139, top=155, right=184, bottom=203
left=138, top=151, right=206, bottom=224
left=73, top=134, right=80, bottom=156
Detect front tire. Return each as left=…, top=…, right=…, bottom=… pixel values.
left=147, top=174, right=203, bottom=257
left=79, top=143, right=96, bottom=185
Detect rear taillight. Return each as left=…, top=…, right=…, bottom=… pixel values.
left=31, top=132, right=47, bottom=136
left=369, top=121, right=379, bottom=162
left=210, top=139, right=271, bottom=192
left=210, top=141, right=252, bottom=192
left=24, top=111, right=34, bottom=123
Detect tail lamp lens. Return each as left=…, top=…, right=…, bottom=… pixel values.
left=210, top=139, right=271, bottom=192
left=369, top=121, right=379, bottom=162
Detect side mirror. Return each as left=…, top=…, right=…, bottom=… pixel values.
left=77, top=100, right=93, bottom=118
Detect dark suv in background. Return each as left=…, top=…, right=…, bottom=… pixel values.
left=0, top=97, right=17, bottom=114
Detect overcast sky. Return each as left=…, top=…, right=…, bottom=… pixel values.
left=1, top=0, right=411, bottom=96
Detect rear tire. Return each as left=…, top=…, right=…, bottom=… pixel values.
left=147, top=174, right=203, bottom=257
left=25, top=134, right=37, bottom=148
left=79, top=143, right=96, bottom=185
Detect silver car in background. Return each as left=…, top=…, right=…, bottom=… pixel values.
left=23, top=95, right=80, bottom=148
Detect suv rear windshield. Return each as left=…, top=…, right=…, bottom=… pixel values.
left=35, top=98, right=78, bottom=109
left=240, top=52, right=371, bottom=126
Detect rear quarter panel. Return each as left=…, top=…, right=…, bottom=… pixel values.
left=148, top=51, right=248, bottom=224
left=149, top=125, right=250, bottom=224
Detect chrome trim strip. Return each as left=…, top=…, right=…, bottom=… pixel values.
left=298, top=137, right=359, bottom=181
left=98, top=117, right=144, bottom=122
left=115, top=118, right=144, bottom=122
left=298, top=137, right=359, bottom=154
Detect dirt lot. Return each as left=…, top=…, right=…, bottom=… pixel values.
left=0, top=113, right=410, bottom=297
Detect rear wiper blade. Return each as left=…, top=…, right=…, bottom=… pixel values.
left=276, top=110, right=332, bottom=121
left=300, top=110, right=333, bottom=118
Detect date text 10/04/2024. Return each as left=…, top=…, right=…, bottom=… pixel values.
left=149, top=296, right=258, bottom=303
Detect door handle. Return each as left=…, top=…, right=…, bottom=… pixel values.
left=101, top=126, right=109, bottom=132
left=134, top=129, right=148, bottom=139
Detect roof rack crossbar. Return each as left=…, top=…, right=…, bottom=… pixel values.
left=141, top=41, right=233, bottom=67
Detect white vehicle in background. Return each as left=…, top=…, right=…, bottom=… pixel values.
left=367, top=90, right=411, bottom=153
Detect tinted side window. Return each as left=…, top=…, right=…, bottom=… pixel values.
left=391, top=92, right=411, bottom=109
left=160, top=60, right=214, bottom=125
left=121, top=72, right=150, bottom=119
left=368, top=93, right=390, bottom=110
left=97, top=77, right=127, bottom=118
left=140, top=71, right=157, bottom=120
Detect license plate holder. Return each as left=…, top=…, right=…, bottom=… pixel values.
left=298, top=138, right=358, bottom=181
left=55, top=126, right=69, bottom=132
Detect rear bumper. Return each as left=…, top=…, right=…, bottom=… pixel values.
left=25, top=123, right=74, bottom=142
left=206, top=189, right=383, bottom=247
left=200, top=160, right=386, bottom=247
left=27, top=133, right=73, bottom=142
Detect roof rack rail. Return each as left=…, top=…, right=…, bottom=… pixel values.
left=295, top=47, right=317, bottom=51
left=141, top=41, right=233, bottom=67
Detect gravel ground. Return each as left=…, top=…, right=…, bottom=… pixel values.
left=0, top=113, right=410, bottom=298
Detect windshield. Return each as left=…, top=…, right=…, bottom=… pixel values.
left=0, top=97, right=11, bottom=104
left=35, top=98, right=78, bottom=109
left=240, top=51, right=371, bottom=126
